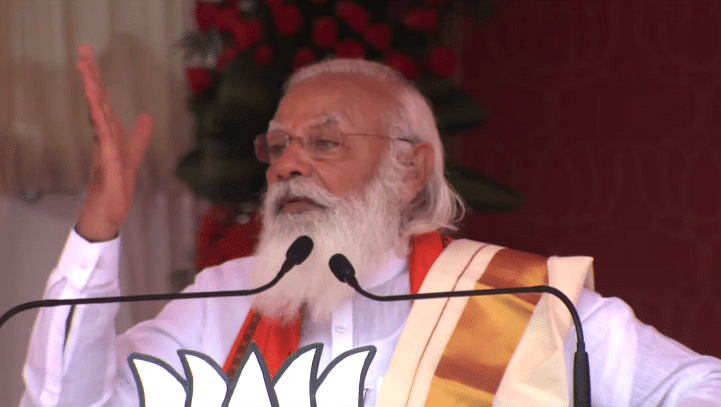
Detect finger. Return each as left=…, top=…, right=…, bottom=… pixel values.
left=83, top=93, right=119, bottom=173
left=77, top=45, right=102, bottom=85
left=128, top=113, right=154, bottom=169
left=77, top=49, right=114, bottom=144
left=87, top=111, right=98, bottom=139
left=81, top=75, right=113, bottom=145
left=77, top=45, right=109, bottom=121
left=77, top=56, right=103, bottom=113
left=104, top=99, right=122, bottom=134
left=90, top=138, right=101, bottom=169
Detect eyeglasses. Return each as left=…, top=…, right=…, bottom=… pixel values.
left=254, top=128, right=415, bottom=163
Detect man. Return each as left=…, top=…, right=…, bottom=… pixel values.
left=21, top=46, right=721, bottom=406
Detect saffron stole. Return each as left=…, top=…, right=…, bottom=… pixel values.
left=375, top=240, right=593, bottom=407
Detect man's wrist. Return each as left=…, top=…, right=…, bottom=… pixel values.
left=73, top=223, right=119, bottom=243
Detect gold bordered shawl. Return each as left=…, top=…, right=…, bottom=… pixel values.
left=375, top=240, right=594, bottom=407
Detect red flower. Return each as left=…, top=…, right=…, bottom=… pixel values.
left=195, top=1, right=220, bottom=33
left=311, top=17, right=338, bottom=49
left=426, top=47, right=457, bottom=77
left=247, top=19, right=265, bottom=44
left=403, top=8, right=440, bottom=31
left=334, top=39, right=366, bottom=59
left=384, top=52, right=421, bottom=80
left=232, top=19, right=264, bottom=50
left=231, top=21, right=253, bottom=50
left=362, top=23, right=392, bottom=51
left=293, top=47, right=316, bottom=70
left=214, top=6, right=240, bottom=32
left=335, top=1, right=370, bottom=33
left=186, top=67, right=214, bottom=96
left=253, top=44, right=275, bottom=67
left=216, top=48, right=238, bottom=72
left=194, top=204, right=261, bottom=270
left=271, top=4, right=304, bottom=36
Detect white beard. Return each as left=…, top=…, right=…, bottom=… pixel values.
left=250, top=159, right=407, bottom=324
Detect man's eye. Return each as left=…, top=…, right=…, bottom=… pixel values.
left=312, top=137, right=341, bottom=151
left=267, top=143, right=286, bottom=157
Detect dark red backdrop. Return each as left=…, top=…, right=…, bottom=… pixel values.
left=460, top=0, right=721, bottom=357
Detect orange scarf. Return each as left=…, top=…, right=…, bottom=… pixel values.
left=222, top=231, right=450, bottom=378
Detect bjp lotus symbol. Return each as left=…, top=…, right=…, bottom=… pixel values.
left=129, top=343, right=376, bottom=407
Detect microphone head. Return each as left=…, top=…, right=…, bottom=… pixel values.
left=328, top=253, right=355, bottom=283
left=286, top=235, right=314, bottom=265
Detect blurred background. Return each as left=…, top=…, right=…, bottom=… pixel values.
left=2, top=0, right=721, bottom=405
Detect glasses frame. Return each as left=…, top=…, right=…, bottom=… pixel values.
left=253, top=130, right=416, bottom=164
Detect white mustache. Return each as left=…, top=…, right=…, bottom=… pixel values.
left=265, top=179, right=340, bottom=215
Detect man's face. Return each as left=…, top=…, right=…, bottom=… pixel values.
left=265, top=73, right=400, bottom=212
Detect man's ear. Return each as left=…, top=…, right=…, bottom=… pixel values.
left=400, top=142, right=434, bottom=205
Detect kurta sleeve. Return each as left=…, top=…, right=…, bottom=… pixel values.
left=574, top=289, right=721, bottom=406
left=20, top=229, right=250, bottom=407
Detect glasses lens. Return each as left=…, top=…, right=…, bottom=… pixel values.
left=254, top=128, right=349, bottom=163
left=265, top=131, right=293, bottom=161
left=307, top=128, right=343, bottom=159
left=254, top=134, right=270, bottom=163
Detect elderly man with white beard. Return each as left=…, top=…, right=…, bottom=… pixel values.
left=20, top=45, right=721, bottom=407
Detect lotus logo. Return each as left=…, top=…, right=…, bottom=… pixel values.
left=129, top=343, right=376, bottom=407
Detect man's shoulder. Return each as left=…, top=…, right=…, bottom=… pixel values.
left=444, top=238, right=548, bottom=261
left=448, top=237, right=593, bottom=263
left=442, top=238, right=594, bottom=289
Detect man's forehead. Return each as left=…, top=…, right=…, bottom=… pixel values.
left=267, top=114, right=344, bottom=132
left=272, top=73, right=398, bottom=133
left=287, top=72, right=400, bottom=103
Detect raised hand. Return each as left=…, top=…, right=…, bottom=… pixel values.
left=75, top=45, right=154, bottom=242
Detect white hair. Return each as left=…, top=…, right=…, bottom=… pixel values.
left=284, top=59, right=466, bottom=240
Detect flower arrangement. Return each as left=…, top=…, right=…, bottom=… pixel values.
left=176, top=0, right=519, bottom=213
left=186, top=0, right=477, bottom=88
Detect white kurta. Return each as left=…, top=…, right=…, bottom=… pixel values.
left=20, top=230, right=721, bottom=406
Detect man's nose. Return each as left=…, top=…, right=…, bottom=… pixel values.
left=267, top=139, right=313, bottom=181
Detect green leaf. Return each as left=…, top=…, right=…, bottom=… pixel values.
left=446, top=166, right=523, bottom=211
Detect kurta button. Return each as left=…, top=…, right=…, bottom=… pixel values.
left=335, top=325, right=347, bottom=334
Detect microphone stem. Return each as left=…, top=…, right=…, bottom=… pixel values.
left=347, top=276, right=585, bottom=344
left=1, top=234, right=314, bottom=331
left=0, top=266, right=286, bottom=332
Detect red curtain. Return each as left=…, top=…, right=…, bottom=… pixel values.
left=460, top=0, right=721, bottom=357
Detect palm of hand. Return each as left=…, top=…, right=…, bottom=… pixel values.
left=75, top=45, right=154, bottom=242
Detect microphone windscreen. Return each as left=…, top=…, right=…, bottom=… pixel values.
left=328, top=253, right=354, bottom=282
left=286, top=235, right=314, bottom=265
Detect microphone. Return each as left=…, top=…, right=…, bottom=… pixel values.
left=328, top=253, right=591, bottom=407
left=277, top=235, right=314, bottom=278
left=0, top=235, right=314, bottom=332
